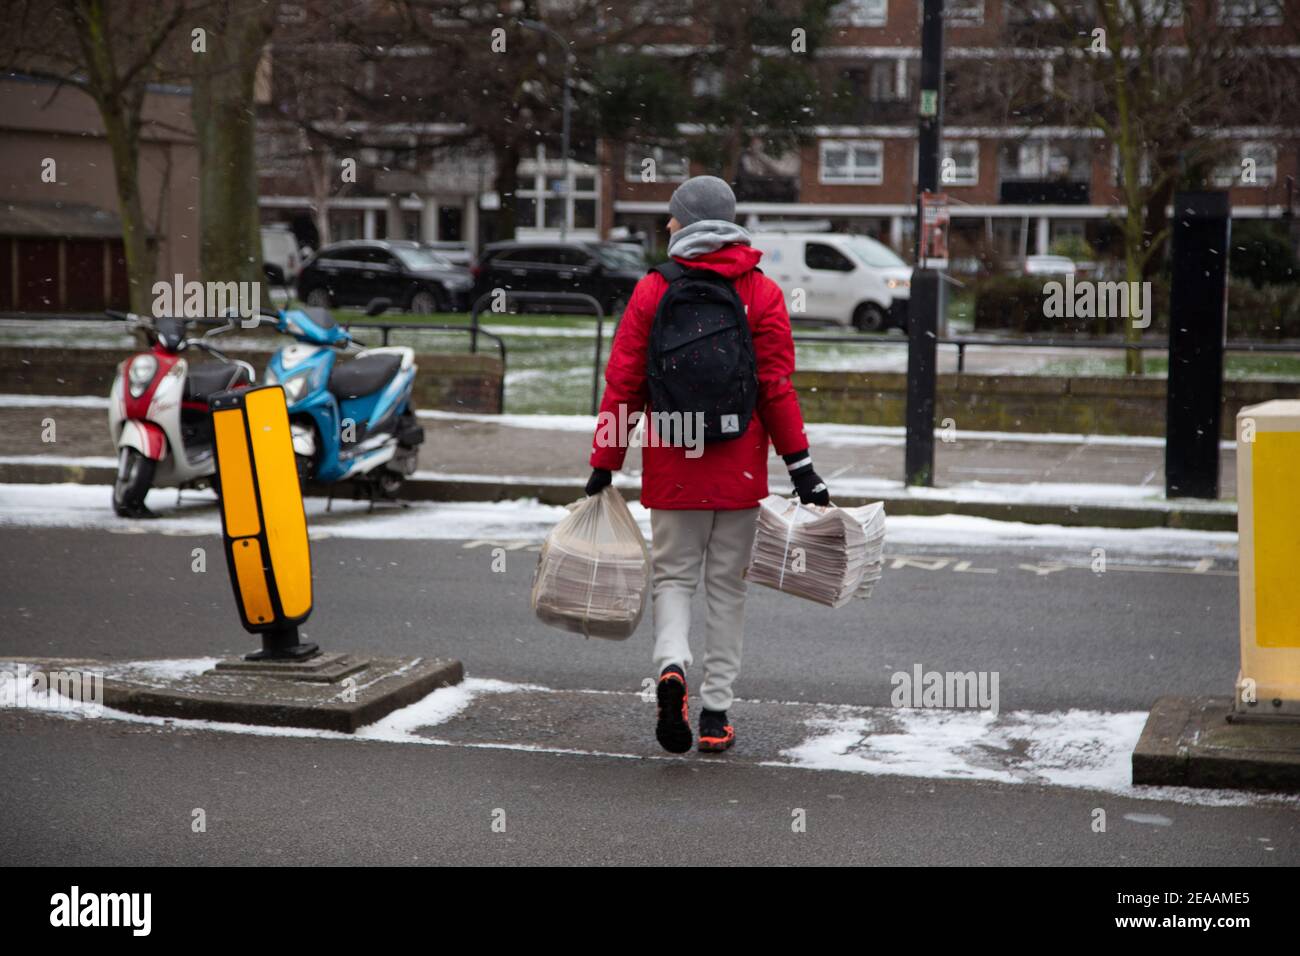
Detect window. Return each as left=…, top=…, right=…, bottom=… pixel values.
left=1016, top=142, right=1072, bottom=179
left=834, top=0, right=887, bottom=27
left=805, top=243, right=855, bottom=272
left=820, top=140, right=884, bottom=185
left=692, top=67, right=724, bottom=98
left=1219, top=0, right=1282, bottom=24
left=574, top=200, right=597, bottom=230
left=517, top=146, right=601, bottom=235
left=942, top=141, right=979, bottom=186
left=624, top=144, right=689, bottom=183
left=946, top=0, right=984, bottom=23
left=1213, top=142, right=1278, bottom=187
left=393, top=247, right=449, bottom=271
left=868, top=62, right=896, bottom=102
left=553, top=248, right=594, bottom=267
left=354, top=248, right=396, bottom=266
left=1139, top=0, right=1184, bottom=25
left=847, top=237, right=907, bottom=269
left=1111, top=147, right=1152, bottom=187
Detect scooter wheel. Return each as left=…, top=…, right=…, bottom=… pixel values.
left=113, top=447, right=157, bottom=518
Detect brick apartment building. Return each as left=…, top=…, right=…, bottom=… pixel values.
left=606, top=0, right=1299, bottom=267
left=256, top=1, right=1298, bottom=268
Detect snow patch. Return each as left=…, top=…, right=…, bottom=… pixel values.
left=770, top=707, right=1297, bottom=807
left=0, top=482, right=1237, bottom=561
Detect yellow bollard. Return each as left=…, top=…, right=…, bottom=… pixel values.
left=210, top=385, right=318, bottom=661
left=1233, top=399, right=1300, bottom=718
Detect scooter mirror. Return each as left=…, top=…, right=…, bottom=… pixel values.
left=364, top=297, right=391, bottom=317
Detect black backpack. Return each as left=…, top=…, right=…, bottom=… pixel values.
left=645, top=260, right=758, bottom=445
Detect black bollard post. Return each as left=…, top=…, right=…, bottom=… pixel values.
left=906, top=270, right=942, bottom=486
left=1165, top=191, right=1231, bottom=499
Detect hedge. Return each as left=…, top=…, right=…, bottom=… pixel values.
left=972, top=276, right=1300, bottom=339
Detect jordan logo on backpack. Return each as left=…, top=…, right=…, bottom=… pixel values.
left=645, top=261, right=758, bottom=444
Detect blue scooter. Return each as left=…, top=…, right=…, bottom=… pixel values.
left=262, top=297, right=424, bottom=499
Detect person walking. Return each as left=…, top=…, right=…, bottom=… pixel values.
left=585, top=175, right=830, bottom=754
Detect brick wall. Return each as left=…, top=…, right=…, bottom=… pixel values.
left=794, top=369, right=1300, bottom=438
left=1, top=347, right=504, bottom=414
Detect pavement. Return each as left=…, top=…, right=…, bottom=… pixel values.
left=0, top=397, right=1239, bottom=529
left=2, top=524, right=1297, bottom=865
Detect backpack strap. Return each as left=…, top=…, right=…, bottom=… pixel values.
left=652, top=260, right=688, bottom=283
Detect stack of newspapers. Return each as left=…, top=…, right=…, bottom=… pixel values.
left=746, top=496, right=886, bottom=607
left=531, top=487, right=651, bottom=640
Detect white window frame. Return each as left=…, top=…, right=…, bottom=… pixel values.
left=819, top=140, right=884, bottom=186
left=1213, top=142, right=1278, bottom=187
left=1016, top=141, right=1072, bottom=179
left=946, top=0, right=985, bottom=24
left=834, top=0, right=888, bottom=27
left=1139, top=0, right=1184, bottom=26
left=942, top=140, right=979, bottom=186
left=1218, top=0, right=1283, bottom=25
left=516, top=146, right=601, bottom=235
left=623, top=144, right=689, bottom=183
left=1111, top=146, right=1152, bottom=187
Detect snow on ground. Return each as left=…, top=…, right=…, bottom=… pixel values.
left=767, top=705, right=1296, bottom=807
left=0, top=394, right=112, bottom=409
left=2, top=662, right=1290, bottom=807
left=0, top=482, right=1237, bottom=561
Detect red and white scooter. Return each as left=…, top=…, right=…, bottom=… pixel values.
left=107, top=311, right=256, bottom=517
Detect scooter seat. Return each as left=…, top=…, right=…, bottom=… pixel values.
left=328, top=353, right=402, bottom=400
left=187, top=362, right=252, bottom=403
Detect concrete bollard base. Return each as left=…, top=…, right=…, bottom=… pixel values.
left=5, top=654, right=463, bottom=734
left=1132, top=695, right=1300, bottom=792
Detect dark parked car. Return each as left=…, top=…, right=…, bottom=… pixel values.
left=297, top=239, right=475, bottom=313
left=472, top=240, right=647, bottom=315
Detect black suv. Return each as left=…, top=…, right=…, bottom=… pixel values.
left=297, top=240, right=475, bottom=313
left=472, top=241, right=646, bottom=315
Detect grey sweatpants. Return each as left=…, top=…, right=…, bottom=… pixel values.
left=650, top=507, right=760, bottom=713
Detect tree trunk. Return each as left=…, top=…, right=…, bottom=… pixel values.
left=192, top=4, right=276, bottom=290
left=100, top=105, right=158, bottom=314
left=305, top=146, right=332, bottom=250
left=493, top=142, right=521, bottom=242
left=1124, top=211, right=1145, bottom=375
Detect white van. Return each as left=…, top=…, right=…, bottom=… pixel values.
left=261, top=225, right=302, bottom=286
left=750, top=232, right=912, bottom=331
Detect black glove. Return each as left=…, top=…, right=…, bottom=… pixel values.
left=585, top=468, right=612, bottom=496
left=783, top=449, right=830, bottom=506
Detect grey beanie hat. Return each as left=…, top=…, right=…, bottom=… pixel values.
left=669, top=175, right=736, bottom=226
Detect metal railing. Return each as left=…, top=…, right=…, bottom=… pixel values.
left=0, top=311, right=511, bottom=413
left=469, top=291, right=608, bottom=414
left=342, top=319, right=509, bottom=413
left=787, top=331, right=1300, bottom=373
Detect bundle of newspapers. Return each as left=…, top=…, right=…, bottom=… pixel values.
left=746, top=496, right=886, bottom=607
left=530, top=486, right=651, bottom=640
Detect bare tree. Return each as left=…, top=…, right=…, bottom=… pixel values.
left=1003, top=0, right=1297, bottom=372
left=5, top=0, right=194, bottom=312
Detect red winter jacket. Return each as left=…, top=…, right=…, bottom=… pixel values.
left=589, top=242, right=809, bottom=510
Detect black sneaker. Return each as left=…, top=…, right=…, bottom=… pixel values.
left=698, top=708, right=735, bottom=753
left=655, top=665, right=693, bottom=754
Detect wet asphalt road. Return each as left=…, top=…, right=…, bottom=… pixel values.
left=3, top=523, right=1295, bottom=866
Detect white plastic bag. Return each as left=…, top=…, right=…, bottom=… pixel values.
left=745, top=495, right=886, bottom=607
left=531, top=486, right=651, bottom=639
